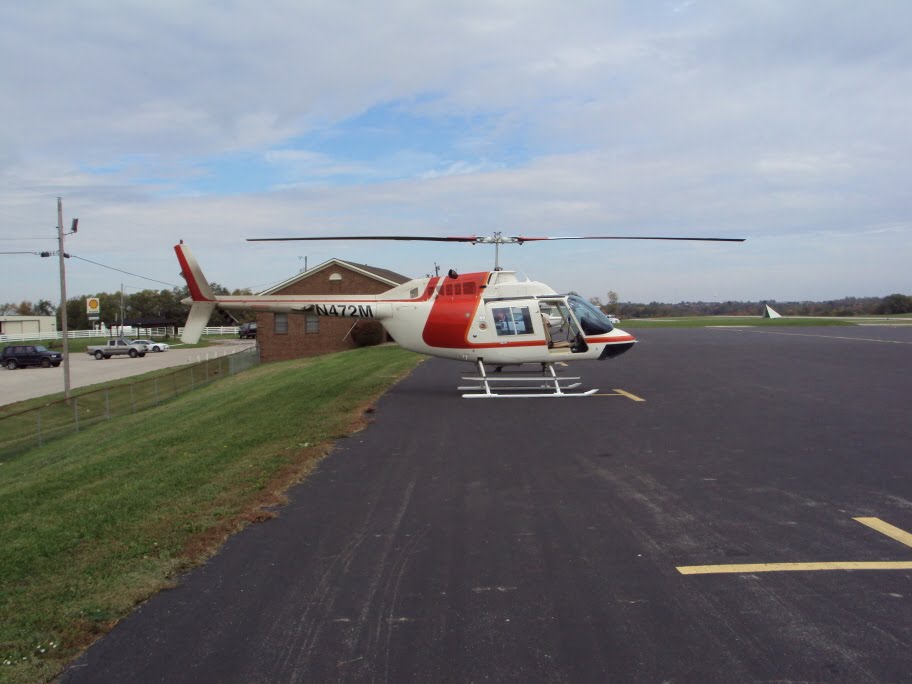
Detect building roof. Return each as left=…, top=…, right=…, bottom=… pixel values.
left=258, top=258, right=410, bottom=295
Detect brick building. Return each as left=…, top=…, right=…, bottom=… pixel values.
left=255, top=258, right=410, bottom=362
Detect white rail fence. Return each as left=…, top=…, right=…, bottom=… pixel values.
left=0, top=326, right=239, bottom=344
left=0, top=346, right=259, bottom=458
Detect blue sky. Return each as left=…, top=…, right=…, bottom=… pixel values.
left=1, top=1, right=910, bottom=306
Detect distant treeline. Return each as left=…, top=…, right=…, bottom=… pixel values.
left=608, top=293, right=912, bottom=319
left=2, top=283, right=251, bottom=330
left=5, top=289, right=910, bottom=327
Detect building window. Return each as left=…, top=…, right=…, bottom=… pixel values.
left=329, top=273, right=342, bottom=281
left=305, top=314, right=319, bottom=334
left=274, top=313, right=288, bottom=334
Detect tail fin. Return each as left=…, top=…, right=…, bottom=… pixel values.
left=174, top=242, right=215, bottom=302
left=175, top=242, right=217, bottom=344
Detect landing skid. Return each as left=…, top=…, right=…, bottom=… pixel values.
left=460, top=360, right=598, bottom=398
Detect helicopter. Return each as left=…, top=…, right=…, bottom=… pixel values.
left=175, top=233, right=744, bottom=398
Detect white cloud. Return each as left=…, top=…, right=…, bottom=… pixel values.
left=1, top=1, right=910, bottom=305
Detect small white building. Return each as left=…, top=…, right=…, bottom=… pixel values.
left=0, top=315, right=57, bottom=336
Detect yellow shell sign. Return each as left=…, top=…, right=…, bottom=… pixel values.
left=87, top=297, right=100, bottom=317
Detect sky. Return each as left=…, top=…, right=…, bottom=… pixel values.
left=1, top=0, right=910, bottom=308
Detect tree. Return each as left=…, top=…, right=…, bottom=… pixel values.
left=34, top=299, right=55, bottom=316
left=876, top=293, right=912, bottom=315
left=606, top=290, right=619, bottom=309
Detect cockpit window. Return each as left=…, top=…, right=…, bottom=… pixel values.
left=567, top=295, right=614, bottom=335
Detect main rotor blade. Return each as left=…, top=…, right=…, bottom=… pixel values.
left=247, top=235, right=479, bottom=242
left=247, top=234, right=746, bottom=245
left=513, top=236, right=746, bottom=243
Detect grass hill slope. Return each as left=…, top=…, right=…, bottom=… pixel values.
left=0, top=346, right=422, bottom=684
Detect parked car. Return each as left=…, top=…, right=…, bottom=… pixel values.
left=1, top=344, right=63, bottom=369
left=86, top=339, right=148, bottom=359
left=239, top=322, right=257, bottom=339
left=133, top=339, right=170, bottom=352
left=607, top=314, right=620, bottom=324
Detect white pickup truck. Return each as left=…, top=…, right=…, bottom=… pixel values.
left=86, top=339, right=149, bottom=360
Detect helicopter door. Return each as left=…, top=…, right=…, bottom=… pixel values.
left=539, top=300, right=588, bottom=354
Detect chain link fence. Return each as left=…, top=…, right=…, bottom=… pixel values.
left=0, top=347, right=259, bottom=460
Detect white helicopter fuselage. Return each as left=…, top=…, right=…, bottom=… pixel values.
left=176, top=243, right=636, bottom=365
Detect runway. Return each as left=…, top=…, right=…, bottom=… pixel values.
left=62, top=327, right=912, bottom=683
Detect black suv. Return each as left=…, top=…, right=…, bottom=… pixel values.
left=2, top=344, right=64, bottom=369
left=239, top=322, right=257, bottom=339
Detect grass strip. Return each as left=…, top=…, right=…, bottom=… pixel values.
left=619, top=316, right=853, bottom=328
left=0, top=345, right=422, bottom=684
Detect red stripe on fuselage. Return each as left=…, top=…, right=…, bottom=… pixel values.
left=585, top=334, right=636, bottom=344
left=421, top=272, right=488, bottom=348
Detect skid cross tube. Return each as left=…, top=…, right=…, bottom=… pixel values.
left=461, top=360, right=598, bottom=398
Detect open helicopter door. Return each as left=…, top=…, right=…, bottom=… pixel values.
left=538, top=299, right=588, bottom=355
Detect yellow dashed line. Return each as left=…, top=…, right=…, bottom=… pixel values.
left=594, top=389, right=646, bottom=401
left=854, top=517, right=912, bottom=548
left=676, top=517, right=912, bottom=576
left=677, top=561, right=912, bottom=575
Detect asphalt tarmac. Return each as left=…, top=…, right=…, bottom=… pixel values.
left=62, top=326, right=912, bottom=683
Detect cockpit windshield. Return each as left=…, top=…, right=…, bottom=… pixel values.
left=567, top=295, right=615, bottom=335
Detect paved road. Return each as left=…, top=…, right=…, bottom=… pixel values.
left=63, top=327, right=912, bottom=683
left=0, top=339, right=255, bottom=407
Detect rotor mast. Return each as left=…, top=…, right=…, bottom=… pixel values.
left=472, top=232, right=523, bottom=271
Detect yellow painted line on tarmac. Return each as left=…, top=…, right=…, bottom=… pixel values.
left=613, top=389, right=646, bottom=402
left=594, top=389, right=646, bottom=401
left=677, top=561, right=912, bottom=575
left=854, top=517, right=912, bottom=548
left=677, top=517, right=912, bottom=576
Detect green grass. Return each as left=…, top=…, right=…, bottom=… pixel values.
left=0, top=346, right=423, bottom=684
left=0, top=353, right=236, bottom=418
left=619, top=316, right=854, bottom=328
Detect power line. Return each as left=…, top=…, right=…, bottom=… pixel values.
left=68, top=254, right=181, bottom=288
left=0, top=236, right=58, bottom=241
left=2, top=249, right=183, bottom=289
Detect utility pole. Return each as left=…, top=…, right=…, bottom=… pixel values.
left=56, top=198, right=71, bottom=401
